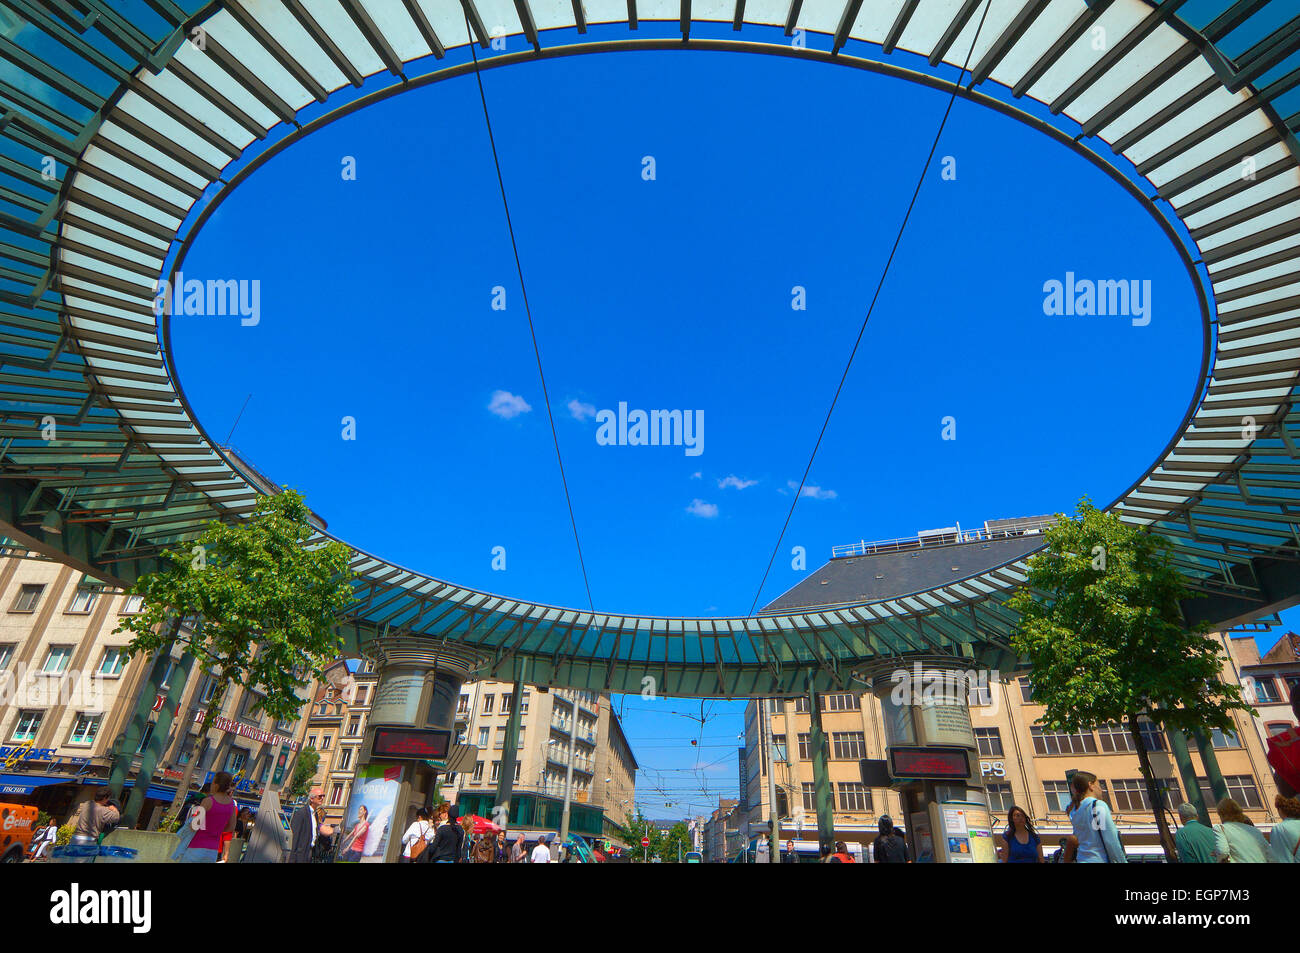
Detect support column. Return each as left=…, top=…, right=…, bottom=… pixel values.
left=1191, top=728, right=1229, bottom=805
left=493, top=679, right=525, bottom=829
left=121, top=650, right=194, bottom=828
left=105, top=649, right=169, bottom=801
left=807, top=681, right=835, bottom=854
left=1169, top=728, right=1210, bottom=826
left=343, top=638, right=483, bottom=864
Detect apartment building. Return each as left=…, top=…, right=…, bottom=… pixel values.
left=446, top=680, right=637, bottom=839
left=701, top=797, right=739, bottom=863
left=1226, top=631, right=1300, bottom=746
left=303, top=657, right=379, bottom=826
left=743, top=631, right=1286, bottom=858
left=0, top=548, right=318, bottom=826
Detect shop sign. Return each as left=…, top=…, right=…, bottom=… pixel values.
left=980, top=760, right=1006, bottom=778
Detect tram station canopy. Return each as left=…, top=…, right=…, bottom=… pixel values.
left=2, top=0, right=1300, bottom=697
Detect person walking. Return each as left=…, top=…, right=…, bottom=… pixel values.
left=495, top=830, right=509, bottom=863
left=1268, top=793, right=1300, bottom=862
left=177, top=770, right=237, bottom=862
left=288, top=787, right=323, bottom=863
left=429, top=805, right=458, bottom=863
left=1066, top=771, right=1126, bottom=863
left=782, top=839, right=798, bottom=863
left=1212, top=797, right=1275, bottom=863
left=999, top=805, right=1043, bottom=863
left=831, top=840, right=854, bottom=863
left=400, top=808, right=434, bottom=863
left=457, top=811, right=474, bottom=863
left=472, top=829, right=497, bottom=863
left=510, top=831, right=528, bottom=863
left=531, top=833, right=553, bottom=863
left=872, top=815, right=909, bottom=863
left=28, top=821, right=57, bottom=860
left=1173, top=803, right=1216, bottom=863
left=71, top=789, right=120, bottom=846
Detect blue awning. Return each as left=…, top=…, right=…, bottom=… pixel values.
left=0, top=774, right=78, bottom=796
left=82, top=777, right=175, bottom=802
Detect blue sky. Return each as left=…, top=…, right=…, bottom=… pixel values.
left=171, top=43, right=1226, bottom=818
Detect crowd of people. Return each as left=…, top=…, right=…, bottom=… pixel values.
left=391, top=803, right=568, bottom=863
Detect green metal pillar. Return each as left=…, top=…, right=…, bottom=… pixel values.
left=121, top=650, right=194, bottom=828
left=807, top=681, right=835, bottom=853
left=1191, top=728, right=1229, bottom=805
left=105, top=649, right=170, bottom=801
left=1169, top=728, right=1210, bottom=826
left=493, top=679, right=525, bottom=829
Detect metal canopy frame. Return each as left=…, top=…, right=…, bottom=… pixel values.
left=2, top=0, right=1300, bottom=696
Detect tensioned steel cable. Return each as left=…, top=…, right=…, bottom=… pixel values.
left=748, top=0, right=994, bottom=616
left=463, top=13, right=594, bottom=612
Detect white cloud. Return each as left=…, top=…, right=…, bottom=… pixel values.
left=686, top=499, right=718, bottom=518
left=488, top=390, right=532, bottom=419
left=787, top=480, right=837, bottom=500
left=567, top=398, right=597, bottom=421
left=718, top=475, right=757, bottom=490
left=690, top=472, right=702, bottom=480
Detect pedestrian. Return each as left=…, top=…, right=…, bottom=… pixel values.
left=531, top=833, right=553, bottom=863
left=872, top=815, right=908, bottom=863
left=71, top=789, right=120, bottom=846
left=1066, top=770, right=1126, bottom=863
left=831, top=840, right=854, bottom=863
left=288, top=787, right=323, bottom=863
left=782, top=839, right=797, bottom=863
left=510, top=831, right=527, bottom=863
left=1269, top=793, right=1300, bottom=862
left=1212, top=797, right=1275, bottom=863
left=400, top=808, right=434, bottom=863
left=28, top=821, right=57, bottom=860
left=456, top=809, right=473, bottom=862
left=999, top=805, right=1043, bottom=863
left=339, top=805, right=370, bottom=862
left=495, top=830, right=508, bottom=863
left=472, top=829, right=497, bottom=863
left=177, top=770, right=237, bottom=862
left=1173, top=802, right=1216, bottom=863
left=429, top=804, right=458, bottom=863
left=819, top=843, right=835, bottom=863
left=1049, top=837, right=1069, bottom=863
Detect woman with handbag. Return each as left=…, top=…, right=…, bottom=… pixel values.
left=399, top=809, right=433, bottom=863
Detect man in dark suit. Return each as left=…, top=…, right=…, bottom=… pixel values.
left=288, top=787, right=324, bottom=863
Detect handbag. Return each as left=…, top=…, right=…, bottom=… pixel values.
left=408, top=822, right=430, bottom=861
left=170, top=822, right=196, bottom=860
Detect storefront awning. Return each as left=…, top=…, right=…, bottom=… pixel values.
left=0, top=774, right=78, bottom=796
left=82, top=777, right=175, bottom=802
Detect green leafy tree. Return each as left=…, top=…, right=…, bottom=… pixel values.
left=115, top=489, right=356, bottom=808
left=1008, top=499, right=1252, bottom=862
left=656, top=821, right=692, bottom=863
left=286, top=747, right=321, bottom=800
left=611, top=810, right=660, bottom=861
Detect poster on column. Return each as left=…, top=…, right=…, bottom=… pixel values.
left=336, top=763, right=402, bottom=863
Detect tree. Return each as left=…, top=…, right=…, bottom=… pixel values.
left=656, top=821, right=692, bottom=863
left=1008, top=499, right=1253, bottom=862
left=116, top=489, right=356, bottom=809
left=286, top=747, right=320, bottom=800
left=610, top=810, right=659, bottom=861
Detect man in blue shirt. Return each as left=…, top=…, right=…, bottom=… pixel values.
left=1173, top=802, right=1216, bottom=863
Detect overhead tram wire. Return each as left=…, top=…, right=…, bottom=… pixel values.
left=747, top=0, right=995, bottom=616
left=462, top=12, right=594, bottom=612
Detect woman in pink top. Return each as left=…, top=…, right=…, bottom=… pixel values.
left=179, top=771, right=237, bottom=863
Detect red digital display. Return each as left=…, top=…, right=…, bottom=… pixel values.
left=371, top=727, right=452, bottom=760
left=888, top=747, right=971, bottom=780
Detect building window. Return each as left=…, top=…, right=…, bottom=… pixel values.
left=975, top=727, right=1003, bottom=757
left=494, top=727, right=505, bottom=749
left=1198, top=776, right=1263, bottom=810
left=490, top=761, right=501, bottom=781
left=307, top=735, right=317, bottom=749
left=985, top=783, right=1014, bottom=813
left=482, top=693, right=494, bottom=714
left=42, top=645, right=73, bottom=674
left=1031, top=726, right=1096, bottom=756
left=0, top=644, right=13, bottom=671
left=1096, top=720, right=1165, bottom=753
left=1267, top=722, right=1292, bottom=737
left=227, top=747, right=249, bottom=774
left=500, top=693, right=513, bottom=715
left=802, top=782, right=815, bottom=812
left=772, top=734, right=787, bottom=761
left=200, top=678, right=218, bottom=704
left=831, top=731, right=866, bottom=760
left=136, top=722, right=153, bottom=754
left=68, top=713, right=101, bottom=746
left=456, top=694, right=469, bottom=714
left=513, top=762, right=521, bottom=782
left=1251, top=677, right=1282, bottom=704
left=1110, top=779, right=1153, bottom=812
left=823, top=693, right=861, bottom=712
left=11, top=583, right=43, bottom=612
left=239, top=692, right=265, bottom=724
left=477, top=727, right=489, bottom=748
left=320, top=735, right=332, bottom=751
left=1285, top=676, right=1300, bottom=699
left=1019, top=678, right=1036, bottom=703
left=472, top=761, right=484, bottom=782
left=797, top=733, right=811, bottom=760
left=520, top=692, right=530, bottom=714
left=120, top=594, right=144, bottom=614
left=337, top=748, right=353, bottom=772
left=94, top=648, right=126, bottom=677
left=1043, top=780, right=1073, bottom=812
left=1209, top=727, right=1240, bottom=749
left=330, top=783, right=345, bottom=806
left=67, top=587, right=98, bottom=614
left=347, top=715, right=361, bottom=737
left=837, top=782, right=871, bottom=812
left=354, top=686, right=368, bottom=706
left=794, top=697, right=809, bottom=713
